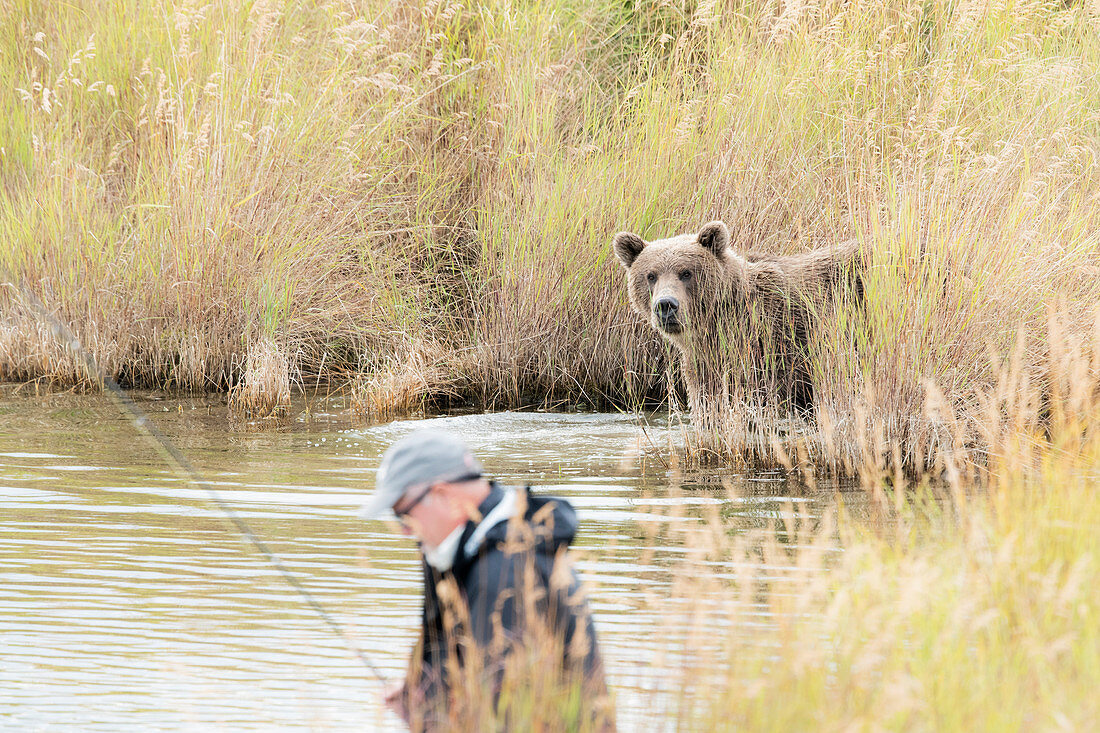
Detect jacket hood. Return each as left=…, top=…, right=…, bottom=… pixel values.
left=461, top=482, right=578, bottom=562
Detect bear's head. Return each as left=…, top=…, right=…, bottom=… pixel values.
left=612, top=220, right=732, bottom=340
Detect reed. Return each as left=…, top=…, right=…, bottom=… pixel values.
left=228, top=334, right=292, bottom=418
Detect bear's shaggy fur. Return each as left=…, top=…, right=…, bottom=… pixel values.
left=613, top=220, right=863, bottom=431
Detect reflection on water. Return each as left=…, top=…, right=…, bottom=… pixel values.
left=0, top=386, right=863, bottom=730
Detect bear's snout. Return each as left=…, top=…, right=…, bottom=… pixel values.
left=653, top=296, right=682, bottom=333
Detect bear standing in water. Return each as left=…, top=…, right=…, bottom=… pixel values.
left=613, top=220, right=863, bottom=433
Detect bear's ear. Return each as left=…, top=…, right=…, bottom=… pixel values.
left=697, top=220, right=730, bottom=257
left=612, top=231, right=646, bottom=269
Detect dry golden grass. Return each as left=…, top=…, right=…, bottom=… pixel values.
left=228, top=334, right=291, bottom=418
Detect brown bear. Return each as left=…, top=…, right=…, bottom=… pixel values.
left=613, top=220, right=863, bottom=432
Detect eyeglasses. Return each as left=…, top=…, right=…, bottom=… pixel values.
left=391, top=473, right=482, bottom=523
left=392, top=485, right=433, bottom=522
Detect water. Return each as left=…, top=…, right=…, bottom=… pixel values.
left=0, top=386, right=862, bottom=730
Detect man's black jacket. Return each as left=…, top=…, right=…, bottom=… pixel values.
left=407, top=481, right=605, bottom=710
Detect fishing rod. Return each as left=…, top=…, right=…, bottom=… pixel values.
left=3, top=277, right=389, bottom=685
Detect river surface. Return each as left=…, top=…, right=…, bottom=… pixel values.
left=0, top=385, right=864, bottom=731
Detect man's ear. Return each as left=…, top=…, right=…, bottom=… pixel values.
left=612, top=231, right=646, bottom=268
left=697, top=220, right=730, bottom=257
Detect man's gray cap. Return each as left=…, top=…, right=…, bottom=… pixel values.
left=359, top=429, right=484, bottom=519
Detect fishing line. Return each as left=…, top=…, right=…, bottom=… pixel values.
left=3, top=278, right=389, bottom=685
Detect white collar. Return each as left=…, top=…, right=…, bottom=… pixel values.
left=463, top=486, right=519, bottom=557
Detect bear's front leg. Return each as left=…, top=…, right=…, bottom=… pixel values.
left=681, top=350, right=734, bottom=443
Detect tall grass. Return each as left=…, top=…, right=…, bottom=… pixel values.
left=2, top=1, right=1099, bottom=464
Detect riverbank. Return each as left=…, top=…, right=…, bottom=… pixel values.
left=3, top=1, right=1099, bottom=470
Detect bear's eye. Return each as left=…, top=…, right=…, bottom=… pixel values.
left=678, top=270, right=692, bottom=282
left=646, top=272, right=657, bottom=285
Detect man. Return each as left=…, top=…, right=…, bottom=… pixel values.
left=361, top=429, right=613, bottom=731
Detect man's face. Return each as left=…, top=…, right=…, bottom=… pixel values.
left=393, top=484, right=464, bottom=549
